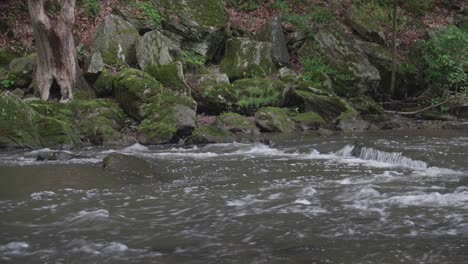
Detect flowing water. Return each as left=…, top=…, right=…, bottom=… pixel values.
left=0, top=130, right=467, bottom=263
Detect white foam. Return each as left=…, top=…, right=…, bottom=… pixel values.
left=0, top=242, right=30, bottom=254
left=30, top=191, right=56, bottom=201
left=294, top=198, right=311, bottom=205
left=385, top=191, right=468, bottom=208
left=122, top=143, right=149, bottom=153
left=67, top=209, right=110, bottom=223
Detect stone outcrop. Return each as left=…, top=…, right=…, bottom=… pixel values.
left=255, top=107, right=295, bottom=133
left=256, top=15, right=290, bottom=67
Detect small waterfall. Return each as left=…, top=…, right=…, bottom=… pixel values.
left=336, top=145, right=428, bottom=169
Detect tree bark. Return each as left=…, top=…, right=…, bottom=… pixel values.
left=28, top=0, right=80, bottom=102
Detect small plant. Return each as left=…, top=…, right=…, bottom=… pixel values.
left=230, top=0, right=259, bottom=11
left=0, top=69, right=15, bottom=89
left=182, top=50, right=206, bottom=66
left=301, top=57, right=335, bottom=84
left=77, top=0, right=100, bottom=17
left=140, top=2, right=164, bottom=30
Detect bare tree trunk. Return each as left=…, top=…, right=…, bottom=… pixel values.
left=28, top=0, right=80, bottom=102
left=389, top=0, right=397, bottom=97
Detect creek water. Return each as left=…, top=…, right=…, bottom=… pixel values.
left=0, top=130, right=467, bottom=263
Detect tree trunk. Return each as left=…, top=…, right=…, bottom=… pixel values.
left=28, top=0, right=79, bottom=102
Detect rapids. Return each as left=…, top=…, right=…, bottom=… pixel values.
left=0, top=130, right=467, bottom=263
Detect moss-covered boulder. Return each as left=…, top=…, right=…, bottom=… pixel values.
left=103, top=153, right=156, bottom=176
left=94, top=68, right=114, bottom=97
left=84, top=52, right=105, bottom=82
left=156, top=0, right=228, bottom=60
left=292, top=112, right=325, bottom=131
left=153, top=62, right=190, bottom=95
left=186, top=125, right=235, bottom=145
left=190, top=73, right=236, bottom=114
left=255, top=15, right=290, bottom=67
left=300, top=28, right=380, bottom=97
left=335, top=109, right=370, bottom=132
left=348, top=95, right=385, bottom=122
left=92, top=15, right=139, bottom=66
left=113, top=68, right=162, bottom=120
left=8, top=53, right=36, bottom=87
left=283, top=89, right=347, bottom=121
left=255, top=107, right=295, bottom=133
left=0, top=92, right=79, bottom=149
left=344, top=6, right=386, bottom=45
left=232, top=77, right=287, bottom=115
left=215, top=112, right=259, bottom=135
left=0, top=49, right=18, bottom=67
left=137, top=91, right=197, bottom=145
left=220, top=38, right=276, bottom=79
left=29, top=99, right=128, bottom=147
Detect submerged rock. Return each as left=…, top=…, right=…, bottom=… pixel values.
left=102, top=153, right=156, bottom=176
left=36, top=151, right=77, bottom=161
left=220, top=38, right=275, bottom=79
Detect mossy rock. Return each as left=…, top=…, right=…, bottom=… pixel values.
left=335, top=109, right=370, bottom=132
left=156, top=0, right=228, bottom=59
left=113, top=68, right=162, bottom=120
left=136, top=30, right=178, bottom=73
left=0, top=92, right=82, bottom=149
left=232, top=77, right=287, bottom=115
left=254, top=107, right=295, bottom=133
left=8, top=53, right=36, bottom=88
left=152, top=62, right=190, bottom=95
left=349, top=96, right=384, bottom=116
left=344, top=6, right=386, bottom=45
left=0, top=49, right=19, bottom=67
left=300, top=28, right=380, bottom=97
left=255, top=15, right=290, bottom=67
left=191, top=74, right=236, bottom=114
left=283, top=89, right=347, bottom=121
left=292, top=112, right=325, bottom=131
left=94, top=68, right=114, bottom=97
left=92, top=14, right=139, bottom=66
left=220, top=38, right=275, bottom=79
left=186, top=125, right=235, bottom=145
left=215, top=112, right=259, bottom=135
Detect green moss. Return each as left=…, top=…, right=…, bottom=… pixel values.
left=34, top=115, right=80, bottom=148
left=138, top=117, right=176, bottom=144
left=0, top=49, right=18, bottom=67
left=287, top=90, right=347, bottom=121
left=232, top=77, right=286, bottom=114
left=152, top=62, right=189, bottom=95
left=349, top=96, right=384, bottom=115
left=193, top=79, right=236, bottom=113
left=293, top=112, right=325, bottom=124
left=255, top=107, right=295, bottom=133
left=216, top=112, right=258, bottom=134
left=187, top=125, right=234, bottom=144
left=220, top=38, right=275, bottom=79
left=186, top=0, right=228, bottom=27
left=94, top=68, right=114, bottom=97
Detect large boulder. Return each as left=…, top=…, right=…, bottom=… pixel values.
left=137, top=91, right=197, bottom=145
left=283, top=89, right=347, bottom=122
left=300, top=28, right=380, bottom=97
left=186, top=125, right=235, bottom=145
left=92, top=15, right=139, bottom=66
left=136, top=30, right=178, bottom=71
left=0, top=92, right=79, bottom=149
left=103, top=153, right=156, bottom=176
left=153, top=61, right=190, bottom=95
left=292, top=112, right=325, bottom=131
left=256, top=15, right=290, bottom=67
left=84, top=52, right=105, bottom=82
left=113, top=68, right=162, bottom=120
left=344, top=6, right=386, bottom=45
left=220, top=38, right=276, bottom=79
left=215, top=112, right=260, bottom=135
left=335, top=110, right=370, bottom=132
left=190, top=73, right=236, bottom=114
left=8, top=53, right=36, bottom=87
left=255, top=107, right=295, bottom=133
left=348, top=95, right=386, bottom=123
left=94, top=68, right=114, bottom=97
left=156, top=0, right=228, bottom=60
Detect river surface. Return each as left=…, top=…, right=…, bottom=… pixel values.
left=0, top=130, right=467, bottom=263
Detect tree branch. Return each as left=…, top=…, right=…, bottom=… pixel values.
left=384, top=96, right=455, bottom=115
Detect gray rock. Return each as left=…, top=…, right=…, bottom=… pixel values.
left=9, top=53, right=36, bottom=87
left=172, top=105, right=197, bottom=138
left=256, top=15, right=290, bottom=67
left=255, top=107, right=295, bottom=133
left=190, top=74, right=235, bottom=114
left=36, top=151, right=77, bottom=161
left=187, top=125, right=235, bottom=144
left=300, top=27, right=380, bottom=97
left=154, top=61, right=190, bottom=96
left=11, top=88, right=25, bottom=99
left=336, top=113, right=370, bottom=132
left=344, top=6, right=387, bottom=45
left=102, top=153, right=156, bottom=176
left=92, top=15, right=139, bottom=66
left=85, top=52, right=105, bottom=81
left=215, top=112, right=260, bottom=135
left=136, top=30, right=179, bottom=73
left=220, top=38, right=276, bottom=79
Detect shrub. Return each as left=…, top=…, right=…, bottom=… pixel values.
left=182, top=50, right=206, bottom=66
left=421, top=26, right=468, bottom=93
left=140, top=2, right=164, bottom=30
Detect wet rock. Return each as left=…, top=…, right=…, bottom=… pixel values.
left=256, top=15, right=290, bottom=67
left=153, top=61, right=190, bottom=95
left=255, top=107, right=295, bottom=133
left=92, top=15, right=139, bottom=66
left=318, top=128, right=334, bottom=136
left=8, top=53, right=36, bottom=88
left=215, top=112, right=260, bottom=135
left=443, top=122, right=468, bottom=130
left=102, top=153, right=155, bottom=176
left=220, top=38, right=275, bottom=79
left=93, top=68, right=114, bottom=97
left=336, top=110, right=370, bottom=132
left=348, top=96, right=386, bottom=123
left=344, top=6, right=386, bottom=45
left=292, top=112, right=325, bottom=131
left=36, top=151, right=77, bottom=161
left=186, top=125, right=235, bottom=144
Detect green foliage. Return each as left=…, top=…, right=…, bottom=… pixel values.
left=77, top=0, right=100, bottom=17
left=0, top=68, right=15, bottom=89
left=353, top=0, right=407, bottom=30
left=421, top=26, right=468, bottom=92
left=300, top=57, right=335, bottom=85
left=182, top=50, right=206, bottom=66
left=140, top=2, right=164, bottom=30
